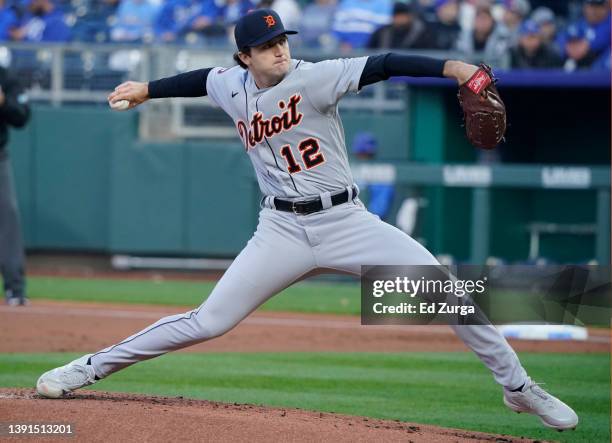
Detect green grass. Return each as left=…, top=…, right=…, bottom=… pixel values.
left=1, top=352, right=609, bottom=443
left=27, top=276, right=362, bottom=315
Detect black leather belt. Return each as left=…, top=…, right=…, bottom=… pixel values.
left=273, top=186, right=357, bottom=215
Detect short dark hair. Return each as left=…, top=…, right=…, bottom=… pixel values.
left=233, top=48, right=251, bottom=69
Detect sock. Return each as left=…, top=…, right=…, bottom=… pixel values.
left=86, top=356, right=101, bottom=380
left=510, top=383, right=525, bottom=392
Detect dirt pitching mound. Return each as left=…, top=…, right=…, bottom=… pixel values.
left=1, top=389, right=532, bottom=443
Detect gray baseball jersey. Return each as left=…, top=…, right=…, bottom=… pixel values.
left=206, top=57, right=368, bottom=199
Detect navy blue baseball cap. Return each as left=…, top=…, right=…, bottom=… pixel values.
left=234, top=9, right=297, bottom=51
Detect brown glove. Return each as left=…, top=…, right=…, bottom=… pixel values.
left=457, top=64, right=506, bottom=150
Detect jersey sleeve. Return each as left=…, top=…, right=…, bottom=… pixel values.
left=205, top=66, right=234, bottom=111
left=304, top=57, right=368, bottom=114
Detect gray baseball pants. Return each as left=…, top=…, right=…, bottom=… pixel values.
left=0, top=157, right=26, bottom=300
left=90, top=198, right=527, bottom=390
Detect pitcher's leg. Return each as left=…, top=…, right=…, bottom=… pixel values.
left=89, top=209, right=315, bottom=378
left=318, top=203, right=527, bottom=389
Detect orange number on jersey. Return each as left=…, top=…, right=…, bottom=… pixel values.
left=279, top=138, right=325, bottom=174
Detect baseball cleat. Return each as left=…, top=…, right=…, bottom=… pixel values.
left=503, top=377, right=578, bottom=431
left=5, top=296, right=21, bottom=306
left=36, top=354, right=97, bottom=398
left=5, top=294, right=28, bottom=306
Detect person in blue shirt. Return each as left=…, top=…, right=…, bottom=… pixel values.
left=352, top=132, right=395, bottom=220
left=155, top=0, right=197, bottom=42
left=13, top=0, right=71, bottom=42
left=216, top=0, right=254, bottom=26
left=0, top=0, right=18, bottom=41
left=154, top=0, right=221, bottom=43
left=298, top=0, right=337, bottom=48
left=558, top=0, right=610, bottom=70
left=332, top=0, right=392, bottom=50
left=110, top=0, right=159, bottom=43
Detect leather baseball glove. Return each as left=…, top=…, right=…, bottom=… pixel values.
left=457, top=64, right=506, bottom=150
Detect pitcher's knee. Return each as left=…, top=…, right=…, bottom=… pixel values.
left=194, top=309, right=239, bottom=340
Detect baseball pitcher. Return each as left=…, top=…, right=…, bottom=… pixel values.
left=37, top=9, right=577, bottom=432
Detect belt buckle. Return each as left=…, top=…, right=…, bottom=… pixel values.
left=291, top=201, right=300, bottom=215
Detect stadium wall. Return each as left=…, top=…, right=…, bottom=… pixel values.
left=7, top=94, right=609, bottom=261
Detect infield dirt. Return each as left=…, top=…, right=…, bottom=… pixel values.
left=0, top=300, right=608, bottom=353
left=2, top=388, right=536, bottom=442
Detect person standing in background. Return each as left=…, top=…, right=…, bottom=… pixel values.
left=427, top=0, right=462, bottom=50
left=499, top=0, right=531, bottom=45
left=351, top=132, right=395, bottom=220
left=510, top=19, right=562, bottom=68
left=110, top=0, right=159, bottom=43
left=559, top=0, right=610, bottom=71
left=332, top=0, right=392, bottom=51
left=530, top=6, right=558, bottom=51
left=457, top=4, right=511, bottom=67
left=367, top=2, right=432, bottom=50
left=0, top=66, right=30, bottom=306
left=12, top=0, right=71, bottom=42
left=298, top=0, right=337, bottom=49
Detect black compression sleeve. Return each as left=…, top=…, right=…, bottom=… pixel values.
left=147, top=68, right=212, bottom=98
left=359, top=53, right=447, bottom=89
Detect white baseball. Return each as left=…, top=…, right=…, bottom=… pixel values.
left=110, top=99, right=130, bottom=111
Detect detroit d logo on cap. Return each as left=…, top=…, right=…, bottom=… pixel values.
left=263, top=15, right=276, bottom=27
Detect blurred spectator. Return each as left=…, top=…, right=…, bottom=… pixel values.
left=13, top=0, right=71, bottom=42
left=0, top=0, right=18, bottom=41
left=155, top=0, right=198, bottom=43
left=427, top=0, right=461, bottom=50
left=529, top=0, right=569, bottom=19
left=216, top=0, right=253, bottom=26
left=457, top=5, right=510, bottom=67
left=458, top=0, right=494, bottom=34
left=260, top=0, right=301, bottom=32
left=71, top=0, right=118, bottom=42
left=110, top=0, right=159, bottom=43
left=94, top=0, right=121, bottom=16
left=367, top=2, right=431, bottom=49
left=332, top=0, right=392, bottom=50
left=510, top=19, right=562, bottom=68
left=530, top=6, right=558, bottom=48
left=183, top=0, right=224, bottom=41
left=298, top=0, right=337, bottom=48
left=499, top=0, right=531, bottom=45
left=559, top=0, right=611, bottom=71
left=154, top=0, right=221, bottom=43
left=415, top=0, right=437, bottom=21
left=352, top=132, right=395, bottom=220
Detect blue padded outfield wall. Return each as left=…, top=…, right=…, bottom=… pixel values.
left=8, top=81, right=610, bottom=262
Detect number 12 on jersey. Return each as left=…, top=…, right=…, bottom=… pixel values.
left=279, top=138, right=325, bottom=174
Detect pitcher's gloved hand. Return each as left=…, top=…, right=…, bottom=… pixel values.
left=457, top=64, right=506, bottom=150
